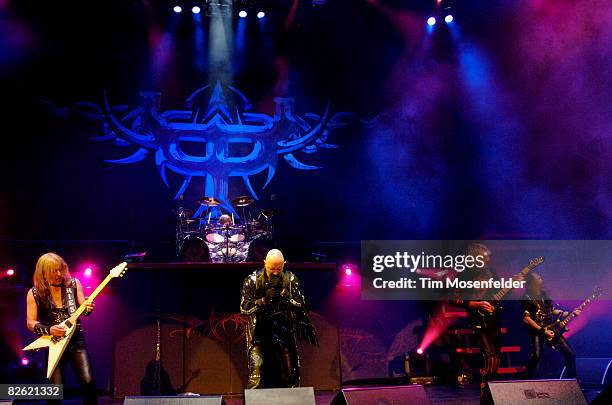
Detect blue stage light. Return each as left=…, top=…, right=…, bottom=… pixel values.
left=192, top=6, right=201, bottom=14
left=427, top=17, right=436, bottom=27
left=257, top=11, right=265, bottom=19
left=239, top=10, right=247, bottom=18
left=173, top=5, right=182, bottom=14
left=445, top=15, right=454, bottom=24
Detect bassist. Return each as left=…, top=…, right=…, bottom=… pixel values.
left=26, top=252, right=97, bottom=404
left=522, top=272, right=578, bottom=378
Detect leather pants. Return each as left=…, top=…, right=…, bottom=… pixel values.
left=247, top=345, right=299, bottom=389
left=48, top=333, right=96, bottom=405
left=526, top=333, right=576, bottom=378
left=476, top=327, right=502, bottom=405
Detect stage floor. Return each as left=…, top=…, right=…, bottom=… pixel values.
left=15, top=383, right=605, bottom=404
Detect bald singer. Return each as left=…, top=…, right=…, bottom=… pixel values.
left=240, top=249, right=319, bottom=388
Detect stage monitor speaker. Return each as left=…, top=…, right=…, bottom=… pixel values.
left=330, top=385, right=431, bottom=405
left=244, top=387, right=315, bottom=405
left=488, top=379, right=587, bottom=405
left=124, top=395, right=223, bottom=405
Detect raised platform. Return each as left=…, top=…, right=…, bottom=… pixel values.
left=126, top=262, right=337, bottom=270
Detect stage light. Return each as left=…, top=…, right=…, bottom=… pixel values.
left=21, top=357, right=29, bottom=366
left=192, top=6, right=201, bottom=14
left=6, top=269, right=15, bottom=276
left=406, top=347, right=429, bottom=378
left=417, top=303, right=453, bottom=353
left=257, top=11, right=265, bottom=19
left=342, top=264, right=354, bottom=277
left=84, top=267, right=93, bottom=277
left=239, top=10, right=247, bottom=18
left=173, top=5, right=182, bottom=13
left=445, top=15, right=453, bottom=23
left=340, top=264, right=359, bottom=288
left=427, top=17, right=436, bottom=26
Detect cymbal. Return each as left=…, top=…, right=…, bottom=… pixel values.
left=172, top=207, right=194, bottom=216
left=197, top=196, right=221, bottom=206
left=232, top=195, right=255, bottom=207
left=259, top=208, right=283, bottom=218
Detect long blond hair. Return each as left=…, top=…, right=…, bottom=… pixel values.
left=33, top=252, right=71, bottom=297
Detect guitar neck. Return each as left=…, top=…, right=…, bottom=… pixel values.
left=491, top=266, right=532, bottom=301
left=559, top=296, right=595, bottom=328
left=70, top=274, right=114, bottom=320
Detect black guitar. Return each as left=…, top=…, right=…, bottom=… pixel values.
left=542, top=286, right=602, bottom=343
left=468, top=256, right=544, bottom=328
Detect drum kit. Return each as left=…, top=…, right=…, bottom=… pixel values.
left=175, top=196, right=277, bottom=262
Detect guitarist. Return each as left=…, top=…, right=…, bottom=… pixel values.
left=522, top=272, right=578, bottom=378
left=450, top=243, right=523, bottom=404
left=26, top=252, right=97, bottom=404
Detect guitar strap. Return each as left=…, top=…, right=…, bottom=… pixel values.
left=63, top=278, right=78, bottom=316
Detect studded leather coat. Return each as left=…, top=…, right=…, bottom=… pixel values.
left=240, top=269, right=318, bottom=351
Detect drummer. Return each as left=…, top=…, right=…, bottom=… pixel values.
left=219, top=214, right=233, bottom=228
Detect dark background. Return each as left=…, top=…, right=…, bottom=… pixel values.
left=0, top=0, right=611, bottom=394
left=1, top=0, right=609, bottom=252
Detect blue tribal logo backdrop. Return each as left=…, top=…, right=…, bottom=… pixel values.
left=49, top=82, right=365, bottom=217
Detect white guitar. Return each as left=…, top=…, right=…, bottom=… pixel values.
left=23, top=262, right=128, bottom=378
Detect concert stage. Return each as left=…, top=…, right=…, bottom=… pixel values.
left=15, top=382, right=608, bottom=405
left=2, top=0, right=612, bottom=403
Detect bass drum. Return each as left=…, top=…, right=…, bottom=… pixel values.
left=247, top=235, right=274, bottom=262
left=178, top=234, right=210, bottom=262
left=207, top=240, right=250, bottom=263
